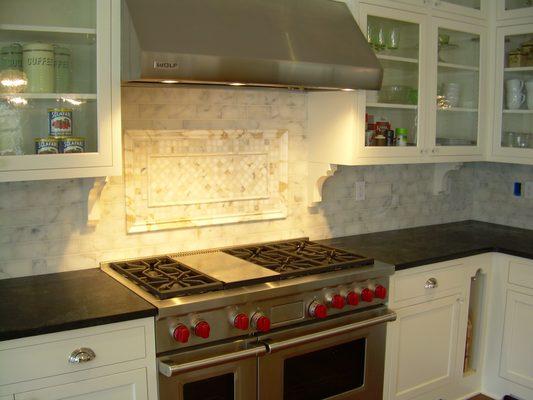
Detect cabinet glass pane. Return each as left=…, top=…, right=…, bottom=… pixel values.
left=0, top=0, right=97, bottom=156
left=500, top=32, right=533, bottom=149
left=441, top=0, right=481, bottom=10
left=436, top=28, right=480, bottom=147
left=505, top=0, right=533, bottom=11
left=365, top=15, right=420, bottom=147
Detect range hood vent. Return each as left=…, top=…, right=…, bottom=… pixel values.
left=122, top=0, right=383, bottom=90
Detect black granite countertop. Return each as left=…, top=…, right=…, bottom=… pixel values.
left=320, top=220, right=533, bottom=270
left=0, top=268, right=156, bottom=341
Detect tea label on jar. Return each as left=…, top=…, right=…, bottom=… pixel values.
left=48, top=108, right=72, bottom=136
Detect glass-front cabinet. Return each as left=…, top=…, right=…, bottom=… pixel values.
left=498, top=0, right=533, bottom=19
left=428, top=19, right=486, bottom=156
left=359, top=4, right=426, bottom=158
left=433, top=0, right=485, bottom=19
left=493, top=24, right=533, bottom=159
left=0, top=0, right=121, bottom=182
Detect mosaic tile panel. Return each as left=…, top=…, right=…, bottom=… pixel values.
left=124, top=129, right=288, bottom=233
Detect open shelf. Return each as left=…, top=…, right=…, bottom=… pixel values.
left=438, top=62, right=479, bottom=72
left=504, top=66, right=533, bottom=72
left=1, top=93, right=97, bottom=100
left=503, top=109, right=533, bottom=114
left=367, top=102, right=418, bottom=109
left=377, top=54, right=419, bottom=64
left=437, top=107, right=478, bottom=112
left=0, top=24, right=96, bottom=45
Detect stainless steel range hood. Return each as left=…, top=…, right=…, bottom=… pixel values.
left=122, top=0, right=383, bottom=90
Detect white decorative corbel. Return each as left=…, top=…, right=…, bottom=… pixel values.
left=83, top=177, right=108, bottom=227
left=307, top=162, right=338, bottom=206
left=433, top=162, right=463, bottom=195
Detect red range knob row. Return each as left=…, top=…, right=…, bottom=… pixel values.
left=233, top=313, right=250, bottom=330
left=309, top=301, right=328, bottom=319
left=252, top=313, right=271, bottom=332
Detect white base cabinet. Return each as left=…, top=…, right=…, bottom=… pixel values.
left=0, top=318, right=157, bottom=400
left=384, top=255, right=492, bottom=400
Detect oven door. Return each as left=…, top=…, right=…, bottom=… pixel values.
left=158, top=339, right=266, bottom=400
left=258, top=307, right=396, bottom=400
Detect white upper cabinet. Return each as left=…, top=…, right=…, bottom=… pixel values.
left=491, top=23, right=533, bottom=164
left=0, top=0, right=121, bottom=182
left=497, top=0, right=533, bottom=20
left=375, top=0, right=487, bottom=20
left=427, top=18, right=486, bottom=157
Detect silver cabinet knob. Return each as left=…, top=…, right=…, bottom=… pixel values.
left=68, top=347, right=96, bottom=364
left=424, top=278, right=438, bottom=289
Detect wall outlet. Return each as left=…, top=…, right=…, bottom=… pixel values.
left=525, top=181, right=533, bottom=199
left=355, top=181, right=365, bottom=201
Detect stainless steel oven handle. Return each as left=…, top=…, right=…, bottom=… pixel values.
left=266, top=310, right=397, bottom=353
left=158, top=346, right=267, bottom=377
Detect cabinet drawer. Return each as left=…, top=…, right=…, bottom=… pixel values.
left=394, top=265, right=464, bottom=303
left=0, top=325, right=146, bottom=386
left=508, top=260, right=533, bottom=290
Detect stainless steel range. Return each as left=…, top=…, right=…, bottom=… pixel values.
left=102, top=239, right=396, bottom=400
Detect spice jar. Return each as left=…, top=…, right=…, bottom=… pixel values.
left=23, top=42, right=54, bottom=93
left=508, top=49, right=525, bottom=68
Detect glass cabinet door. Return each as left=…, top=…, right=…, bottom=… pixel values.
left=493, top=25, right=533, bottom=157
left=430, top=20, right=485, bottom=155
left=499, top=0, right=533, bottom=18
left=360, top=4, right=425, bottom=156
left=434, top=0, right=485, bottom=19
left=0, top=0, right=116, bottom=180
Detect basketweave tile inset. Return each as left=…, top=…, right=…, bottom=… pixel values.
left=148, top=152, right=269, bottom=206
left=124, top=129, right=288, bottom=233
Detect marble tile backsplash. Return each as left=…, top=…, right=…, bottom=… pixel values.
left=0, top=86, right=531, bottom=278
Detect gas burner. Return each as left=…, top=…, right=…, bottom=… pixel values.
left=109, top=256, right=223, bottom=299
left=223, top=240, right=373, bottom=278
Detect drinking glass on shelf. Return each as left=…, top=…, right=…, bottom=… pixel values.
left=387, top=26, right=400, bottom=50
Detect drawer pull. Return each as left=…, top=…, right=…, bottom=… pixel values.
left=68, top=348, right=96, bottom=364
left=424, top=278, right=438, bottom=289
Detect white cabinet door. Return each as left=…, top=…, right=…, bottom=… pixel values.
left=427, top=17, right=487, bottom=157
left=387, top=293, right=463, bottom=400
left=432, top=0, right=487, bottom=20
left=500, top=290, right=533, bottom=390
left=497, top=0, right=533, bottom=19
left=14, top=369, right=148, bottom=400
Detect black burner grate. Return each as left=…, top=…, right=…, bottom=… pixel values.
left=109, top=256, right=223, bottom=300
left=223, top=240, right=373, bottom=279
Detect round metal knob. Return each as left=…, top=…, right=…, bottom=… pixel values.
left=194, top=321, right=211, bottom=339
left=172, top=324, right=190, bottom=343
left=68, top=348, right=96, bottom=364
left=251, top=313, right=271, bottom=332
left=309, top=301, right=328, bottom=319
left=346, top=291, right=359, bottom=306
left=425, top=278, right=438, bottom=289
left=361, top=288, right=374, bottom=302
left=233, top=313, right=249, bottom=330
left=330, top=294, right=345, bottom=309
left=374, top=285, right=387, bottom=299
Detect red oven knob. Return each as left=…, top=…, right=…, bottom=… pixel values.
left=233, top=313, right=249, bottom=330
left=172, top=324, right=190, bottom=343
left=346, top=291, right=359, bottom=306
left=194, top=321, right=211, bottom=339
left=330, top=294, right=345, bottom=309
left=374, top=285, right=387, bottom=299
left=309, top=301, right=328, bottom=319
left=251, top=313, right=271, bottom=332
left=361, top=288, right=374, bottom=302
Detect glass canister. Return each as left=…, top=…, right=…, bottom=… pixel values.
left=54, top=46, right=71, bottom=93
left=0, top=43, right=23, bottom=71
left=23, top=42, right=55, bottom=93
